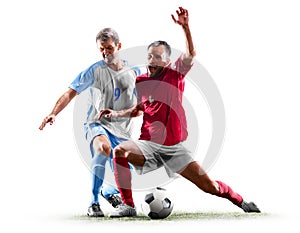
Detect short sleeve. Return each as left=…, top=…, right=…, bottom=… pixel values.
left=171, top=54, right=193, bottom=78
left=68, top=61, right=101, bottom=94
left=131, top=65, right=142, bottom=76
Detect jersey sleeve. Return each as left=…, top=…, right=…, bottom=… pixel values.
left=131, top=65, right=142, bottom=76
left=69, top=61, right=101, bottom=94
left=171, top=54, right=193, bottom=78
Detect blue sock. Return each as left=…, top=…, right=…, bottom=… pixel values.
left=101, top=183, right=120, bottom=199
left=90, top=154, right=107, bottom=205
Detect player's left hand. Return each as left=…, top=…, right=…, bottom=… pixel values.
left=171, top=7, right=189, bottom=27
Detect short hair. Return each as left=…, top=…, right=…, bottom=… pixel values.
left=96, top=28, right=120, bottom=45
left=147, top=40, right=171, bottom=58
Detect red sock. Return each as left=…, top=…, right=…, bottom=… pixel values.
left=215, top=180, right=243, bottom=206
left=113, top=157, right=134, bottom=207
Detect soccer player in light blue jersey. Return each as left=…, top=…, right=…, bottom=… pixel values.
left=39, top=28, right=139, bottom=217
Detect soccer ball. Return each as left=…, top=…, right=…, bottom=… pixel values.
left=141, top=187, right=174, bottom=219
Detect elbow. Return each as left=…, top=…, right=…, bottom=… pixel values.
left=182, top=52, right=196, bottom=66
left=191, top=49, right=196, bottom=57
left=130, top=110, right=143, bottom=118
left=187, top=49, right=196, bottom=59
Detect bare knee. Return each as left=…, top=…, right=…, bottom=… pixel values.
left=93, top=136, right=111, bottom=157
left=113, top=145, right=145, bottom=166
left=113, top=145, right=127, bottom=158
left=94, top=142, right=110, bottom=156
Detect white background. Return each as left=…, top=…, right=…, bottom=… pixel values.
left=1, top=0, right=299, bottom=232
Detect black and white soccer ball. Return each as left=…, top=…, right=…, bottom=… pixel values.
left=141, top=187, right=174, bottom=219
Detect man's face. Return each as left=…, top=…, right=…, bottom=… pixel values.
left=97, top=38, right=121, bottom=64
left=147, top=45, right=170, bottom=77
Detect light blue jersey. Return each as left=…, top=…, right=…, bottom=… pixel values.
left=69, top=60, right=139, bottom=205
left=69, top=60, right=139, bottom=139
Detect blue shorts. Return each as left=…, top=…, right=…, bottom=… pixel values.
left=85, top=123, right=128, bottom=170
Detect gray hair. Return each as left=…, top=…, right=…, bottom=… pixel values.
left=147, top=40, right=171, bottom=58
left=96, top=28, right=120, bottom=45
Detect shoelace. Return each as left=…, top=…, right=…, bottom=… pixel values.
left=108, top=196, right=119, bottom=205
left=116, top=204, right=127, bottom=210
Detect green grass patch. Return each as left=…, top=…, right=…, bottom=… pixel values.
left=70, top=211, right=269, bottom=222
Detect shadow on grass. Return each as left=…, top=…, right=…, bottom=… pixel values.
left=70, top=211, right=270, bottom=222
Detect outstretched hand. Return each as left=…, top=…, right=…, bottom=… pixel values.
left=39, top=114, right=55, bottom=130
left=171, top=7, right=189, bottom=27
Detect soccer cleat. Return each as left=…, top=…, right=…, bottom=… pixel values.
left=241, top=201, right=261, bottom=213
left=101, top=191, right=122, bottom=208
left=108, top=204, right=137, bottom=218
left=87, top=203, right=104, bottom=217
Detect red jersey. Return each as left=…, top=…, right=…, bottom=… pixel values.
left=136, top=56, right=192, bottom=146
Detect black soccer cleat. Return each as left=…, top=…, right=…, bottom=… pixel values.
left=101, top=191, right=122, bottom=208
left=241, top=201, right=261, bottom=213
left=87, top=203, right=104, bottom=217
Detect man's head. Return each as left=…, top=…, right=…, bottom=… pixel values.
left=96, top=28, right=121, bottom=64
left=147, top=40, right=171, bottom=77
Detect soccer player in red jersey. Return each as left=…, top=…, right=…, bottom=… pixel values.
left=100, top=7, right=261, bottom=217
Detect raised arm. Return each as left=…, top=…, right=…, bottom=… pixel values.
left=39, top=88, right=77, bottom=130
left=171, top=7, right=196, bottom=65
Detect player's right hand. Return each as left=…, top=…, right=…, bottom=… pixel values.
left=39, top=114, right=56, bottom=130
left=98, top=109, right=116, bottom=120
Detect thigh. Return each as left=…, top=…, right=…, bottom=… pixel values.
left=117, top=140, right=145, bottom=166
left=157, top=143, right=194, bottom=177
left=118, top=140, right=143, bottom=154
left=129, top=140, right=164, bottom=174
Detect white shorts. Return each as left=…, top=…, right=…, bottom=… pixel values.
left=133, top=140, right=194, bottom=177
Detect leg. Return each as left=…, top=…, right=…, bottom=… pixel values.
left=108, top=141, right=144, bottom=217
left=179, top=161, right=220, bottom=194
left=115, top=140, right=146, bottom=166
left=90, top=135, right=111, bottom=205
left=100, top=182, right=122, bottom=208
left=179, top=161, right=243, bottom=206
left=87, top=135, right=112, bottom=217
left=92, top=134, right=111, bottom=157
left=112, top=141, right=145, bottom=207
left=101, top=183, right=120, bottom=198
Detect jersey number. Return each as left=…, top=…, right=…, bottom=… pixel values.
left=114, top=88, right=121, bottom=101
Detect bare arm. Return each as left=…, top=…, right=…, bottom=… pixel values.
left=171, top=7, right=196, bottom=65
left=39, top=88, right=77, bottom=130
left=98, top=103, right=144, bottom=120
